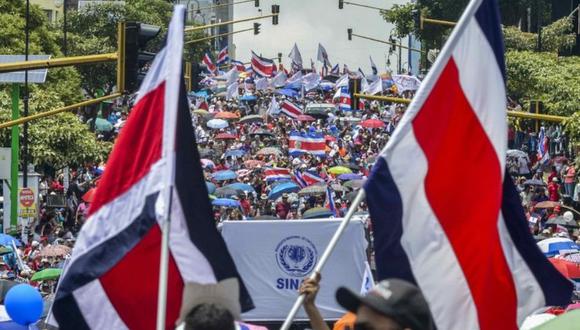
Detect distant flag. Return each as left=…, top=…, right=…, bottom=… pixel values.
left=255, top=77, right=269, bottom=91
left=325, top=184, right=338, bottom=217
left=251, top=51, right=276, bottom=77
left=279, top=63, right=289, bottom=75
left=302, top=171, right=326, bottom=185
left=302, top=72, right=321, bottom=91
left=317, top=43, right=331, bottom=67
left=365, top=78, right=383, bottom=95
left=226, top=82, right=239, bottom=100
left=364, top=0, right=573, bottom=329
left=267, top=95, right=280, bottom=116
left=369, top=56, right=378, bottom=75
left=203, top=53, right=217, bottom=74
left=342, top=64, right=350, bottom=75
left=225, top=67, right=239, bottom=86
left=330, top=63, right=340, bottom=75
left=271, top=71, right=288, bottom=88
left=537, top=126, right=550, bottom=165
left=335, top=74, right=349, bottom=88
left=195, top=99, right=208, bottom=110
left=52, top=6, right=253, bottom=329
left=285, top=71, right=303, bottom=89
left=232, top=60, right=245, bottom=72
left=360, top=78, right=369, bottom=94
left=334, top=85, right=351, bottom=111
left=293, top=170, right=308, bottom=188
left=288, top=131, right=326, bottom=157
left=264, top=167, right=292, bottom=181
left=217, top=46, right=229, bottom=65
left=310, top=59, right=316, bottom=73
left=288, top=43, right=303, bottom=72
left=357, top=67, right=366, bottom=78
left=280, top=100, right=303, bottom=119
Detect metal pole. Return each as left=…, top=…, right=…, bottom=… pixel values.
left=185, top=27, right=253, bottom=44
left=280, top=189, right=367, bottom=330
left=155, top=188, right=173, bottom=330
left=23, top=0, right=30, bottom=188
left=10, top=84, right=20, bottom=230
left=351, top=33, right=424, bottom=53
left=184, top=13, right=277, bottom=32
left=63, top=0, right=68, bottom=56
left=344, top=1, right=389, bottom=11
left=0, top=53, right=118, bottom=74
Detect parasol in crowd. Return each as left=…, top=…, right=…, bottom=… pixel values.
left=205, top=182, right=216, bottom=194
left=344, top=179, right=366, bottom=190
left=537, top=237, right=579, bottom=257
left=338, top=173, right=362, bottom=181
left=361, top=119, right=385, bottom=128
left=298, top=185, right=326, bottom=196
left=31, top=268, right=63, bottom=282
left=268, top=182, right=300, bottom=200
left=257, top=147, right=282, bottom=156
left=534, top=201, right=560, bottom=209
left=249, top=129, right=275, bottom=137
left=548, top=258, right=580, bottom=280
left=37, top=245, right=72, bottom=258
left=207, top=119, right=229, bottom=129
left=215, top=133, right=238, bottom=140
left=226, top=183, right=255, bottom=193
left=545, top=216, right=579, bottom=228
left=212, top=170, right=237, bottom=181
left=214, top=112, right=240, bottom=120
left=296, top=114, right=316, bottom=122
left=225, top=149, right=246, bottom=158
left=201, top=159, right=215, bottom=169
left=303, top=207, right=334, bottom=219
left=328, top=166, right=352, bottom=175
left=0, top=234, right=20, bottom=247
left=211, top=198, right=240, bottom=208
left=214, top=187, right=242, bottom=198
left=239, top=115, right=264, bottom=124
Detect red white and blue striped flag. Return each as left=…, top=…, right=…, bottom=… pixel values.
left=217, top=46, right=229, bottom=65
left=364, top=0, right=572, bottom=329
left=53, top=7, right=253, bottom=329
left=203, top=53, right=217, bottom=74
left=280, top=100, right=303, bottom=119
left=264, top=168, right=292, bottom=182
left=288, top=131, right=326, bottom=157
left=250, top=51, right=275, bottom=77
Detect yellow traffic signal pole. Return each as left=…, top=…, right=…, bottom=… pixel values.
left=422, top=16, right=457, bottom=28
left=185, top=27, right=253, bottom=44
left=353, top=93, right=568, bottom=123
left=184, top=13, right=278, bottom=32
left=0, top=53, right=118, bottom=74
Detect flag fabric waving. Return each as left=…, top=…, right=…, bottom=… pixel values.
left=217, top=46, right=229, bottom=65
left=364, top=0, right=573, bottom=329
left=288, top=131, right=326, bottom=157
left=264, top=168, right=292, bottom=181
left=537, top=126, right=550, bottom=165
left=330, top=63, right=340, bottom=75
left=232, top=60, right=245, bottom=72
left=369, top=56, right=378, bottom=75
left=203, top=53, right=217, bottom=74
left=317, top=43, right=331, bottom=67
left=334, top=86, right=351, bottom=111
left=53, top=7, right=253, bottom=329
left=288, top=43, right=303, bottom=72
left=280, top=100, right=303, bottom=119
left=251, top=51, right=275, bottom=77
left=325, top=184, right=338, bottom=217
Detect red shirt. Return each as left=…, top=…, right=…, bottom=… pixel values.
left=548, top=182, right=560, bottom=201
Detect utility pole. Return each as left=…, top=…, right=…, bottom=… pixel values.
left=23, top=0, right=30, bottom=188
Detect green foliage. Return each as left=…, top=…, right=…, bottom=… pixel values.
left=380, top=4, right=414, bottom=39
left=504, top=17, right=576, bottom=53
left=564, top=112, right=580, bottom=141
left=506, top=51, right=580, bottom=116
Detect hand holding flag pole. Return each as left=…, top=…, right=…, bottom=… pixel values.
left=279, top=189, right=366, bottom=330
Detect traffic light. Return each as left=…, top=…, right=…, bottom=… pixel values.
left=338, top=0, right=344, bottom=9
left=253, top=22, right=261, bottom=35
left=412, top=9, right=423, bottom=30
left=347, top=28, right=352, bottom=40
left=271, top=4, right=280, bottom=25
left=254, top=0, right=259, bottom=7
left=277, top=52, right=282, bottom=63
left=124, top=22, right=161, bottom=93
left=389, top=36, right=397, bottom=52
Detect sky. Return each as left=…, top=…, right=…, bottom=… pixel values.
left=232, top=0, right=410, bottom=75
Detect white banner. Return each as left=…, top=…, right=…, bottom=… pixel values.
left=392, top=74, right=422, bottom=93
left=221, top=219, right=368, bottom=321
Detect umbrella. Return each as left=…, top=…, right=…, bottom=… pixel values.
left=212, top=170, right=237, bottom=181
left=268, top=182, right=300, bottom=200
left=331, top=183, right=348, bottom=192
left=205, top=181, right=216, bottom=194
left=254, top=215, right=278, bottom=220
left=325, top=135, right=336, bottom=142
left=303, top=207, right=334, bottom=219
left=239, top=115, right=264, bottom=124
left=31, top=268, right=62, bottom=282
left=546, top=216, right=579, bottom=228
left=194, top=90, right=210, bottom=98
left=344, top=179, right=366, bottom=190
left=305, top=108, right=328, bottom=119
left=240, top=94, right=257, bottom=101
left=532, top=310, right=580, bottom=330
left=82, top=187, right=96, bottom=202
left=0, top=234, right=20, bottom=247
left=520, top=314, right=557, bottom=330
left=296, top=114, right=316, bottom=122
left=249, top=129, right=275, bottom=137
left=244, top=160, right=264, bottom=168
left=87, top=117, right=114, bottom=132
left=548, top=258, right=580, bottom=280
left=338, top=163, right=361, bottom=171
left=216, top=133, right=238, bottom=140
left=506, top=149, right=528, bottom=158
left=299, top=185, right=326, bottom=196
left=214, top=112, right=240, bottom=120
left=215, top=187, right=242, bottom=198
left=225, top=149, right=246, bottom=158
left=207, top=119, right=229, bottom=129
left=211, top=198, right=240, bottom=207
left=201, top=159, right=215, bottom=169
left=257, top=147, right=282, bottom=156
left=0, top=247, right=12, bottom=256
left=361, top=119, right=385, bottom=129
left=328, top=166, right=352, bottom=175
left=338, top=173, right=362, bottom=181
left=524, top=179, right=545, bottom=186
left=534, top=201, right=560, bottom=209
left=226, top=183, right=255, bottom=193
left=193, top=109, right=210, bottom=116
left=537, top=237, right=579, bottom=257
left=277, top=88, right=299, bottom=98
left=38, top=244, right=72, bottom=258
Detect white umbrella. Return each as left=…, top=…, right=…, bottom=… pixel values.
left=207, top=119, right=228, bottom=129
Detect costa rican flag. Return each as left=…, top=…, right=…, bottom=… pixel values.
left=280, top=100, right=303, bottom=119
left=537, top=126, right=550, bottom=165
left=334, top=86, right=351, bottom=111
left=217, top=46, right=229, bottom=65
left=330, top=63, right=340, bottom=75
left=264, top=168, right=292, bottom=181
left=324, top=184, right=337, bottom=217
left=293, top=170, right=307, bottom=188
left=52, top=7, right=253, bottom=329
left=364, top=0, right=573, bottom=329
left=232, top=60, right=245, bottom=72
left=288, top=131, right=326, bottom=157
left=302, top=171, right=325, bottom=186
left=251, top=51, right=275, bottom=77
left=202, top=53, right=216, bottom=74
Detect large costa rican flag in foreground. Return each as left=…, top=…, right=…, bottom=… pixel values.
left=288, top=131, right=326, bottom=157
left=53, top=7, right=253, bottom=329
left=251, top=51, right=275, bottom=77
left=364, top=0, right=572, bottom=329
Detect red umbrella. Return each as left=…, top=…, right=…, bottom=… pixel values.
left=215, top=133, right=237, bottom=140
left=325, top=135, right=336, bottom=142
left=361, top=119, right=385, bottom=128
left=549, top=258, right=580, bottom=280
left=296, top=114, right=316, bottom=122
left=82, top=188, right=96, bottom=203
left=214, top=112, right=239, bottom=120
left=244, top=160, right=264, bottom=168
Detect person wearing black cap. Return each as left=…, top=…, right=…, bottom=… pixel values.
left=299, top=275, right=434, bottom=330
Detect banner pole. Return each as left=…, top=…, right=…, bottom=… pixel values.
left=156, top=188, right=173, bottom=330
left=280, top=189, right=366, bottom=330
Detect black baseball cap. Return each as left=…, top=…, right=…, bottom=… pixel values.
left=336, top=279, right=434, bottom=330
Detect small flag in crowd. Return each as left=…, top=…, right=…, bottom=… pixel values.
left=280, top=100, right=303, bottom=119
left=267, top=95, right=280, bottom=116
left=357, top=67, right=366, bottom=78
left=317, top=43, right=331, bottom=67
left=232, top=60, right=245, bottom=72
left=294, top=170, right=325, bottom=188
left=364, top=0, right=572, bottom=329
left=369, top=56, right=378, bottom=75
left=251, top=51, right=276, bottom=77
left=364, top=78, right=383, bottom=95
left=226, top=82, right=239, bottom=100
left=52, top=7, right=253, bottom=329
left=217, top=46, right=229, bottom=65
left=334, top=86, right=351, bottom=111
left=271, top=70, right=288, bottom=88
left=537, top=126, right=550, bottom=165
left=330, top=63, right=340, bottom=75
left=324, top=184, right=338, bottom=217
left=288, top=131, right=326, bottom=157
left=203, top=53, right=217, bottom=74
left=288, top=43, right=303, bottom=72
left=264, top=167, right=292, bottom=181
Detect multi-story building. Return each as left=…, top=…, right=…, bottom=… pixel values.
left=30, top=0, right=64, bottom=24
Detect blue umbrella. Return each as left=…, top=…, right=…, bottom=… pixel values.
left=225, top=149, right=246, bottom=158
left=537, top=238, right=579, bottom=257
left=303, top=207, right=334, bottom=219
left=240, top=94, right=257, bottom=101
left=194, top=90, right=209, bottom=98
left=205, top=181, right=216, bottom=194
left=212, top=198, right=240, bottom=207
left=276, top=88, right=299, bottom=98
left=226, top=183, right=255, bottom=193
left=268, top=182, right=300, bottom=200
left=212, top=170, right=237, bottom=181
left=338, top=173, right=363, bottom=181
left=0, top=234, right=20, bottom=247
left=207, top=119, right=229, bottom=129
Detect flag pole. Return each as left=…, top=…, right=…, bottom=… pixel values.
left=156, top=188, right=174, bottom=330
left=280, top=189, right=367, bottom=330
